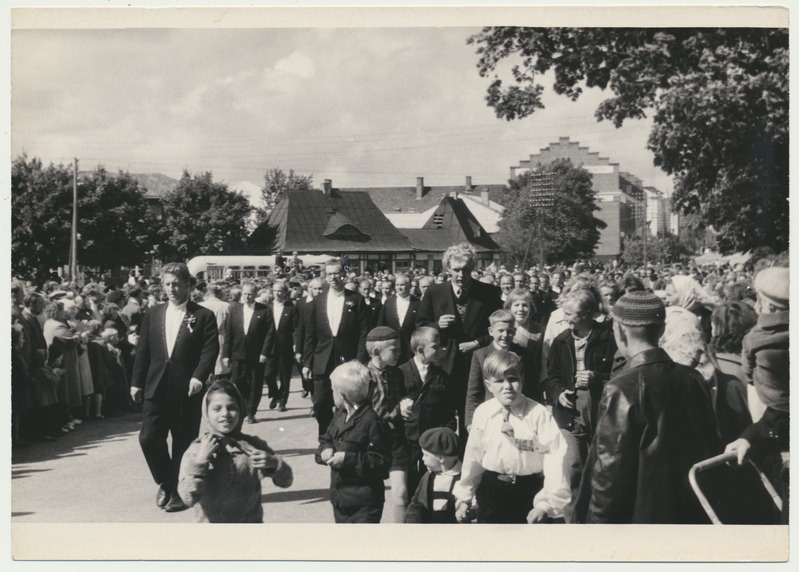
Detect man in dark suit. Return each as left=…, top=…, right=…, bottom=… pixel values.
left=377, top=272, right=420, bottom=364
left=131, top=262, right=219, bottom=513
left=302, top=257, right=370, bottom=435
left=416, top=243, right=502, bottom=441
left=358, top=278, right=381, bottom=329
left=265, top=280, right=299, bottom=412
left=223, top=281, right=275, bottom=424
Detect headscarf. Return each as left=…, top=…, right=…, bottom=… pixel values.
left=200, top=381, right=263, bottom=458
left=670, top=275, right=716, bottom=314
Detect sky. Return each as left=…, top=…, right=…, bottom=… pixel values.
left=11, top=9, right=746, bottom=197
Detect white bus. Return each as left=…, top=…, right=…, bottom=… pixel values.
left=187, top=254, right=333, bottom=281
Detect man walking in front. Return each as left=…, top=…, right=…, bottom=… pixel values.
left=131, top=262, right=219, bottom=513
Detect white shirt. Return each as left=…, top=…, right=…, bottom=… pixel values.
left=327, top=289, right=345, bottom=335
left=242, top=303, right=255, bottom=335
left=273, top=301, right=284, bottom=328
left=164, top=301, right=187, bottom=357
left=396, top=294, right=410, bottom=325
left=413, top=356, right=429, bottom=383
left=453, top=396, right=571, bottom=518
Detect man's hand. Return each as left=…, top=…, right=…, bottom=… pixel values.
left=526, top=507, right=548, bottom=524
left=326, top=451, right=346, bottom=469
left=194, top=433, right=220, bottom=464
left=222, top=357, right=230, bottom=368
left=259, top=354, right=267, bottom=364
left=250, top=450, right=279, bottom=471
left=458, top=340, right=479, bottom=353
left=558, top=389, right=576, bottom=409
left=294, top=353, right=303, bottom=365
left=574, top=370, right=595, bottom=389
left=188, top=378, right=203, bottom=396
left=302, top=366, right=311, bottom=380
left=130, top=387, right=143, bottom=404
left=438, top=314, right=456, bottom=329
left=725, top=438, right=752, bottom=465
left=319, top=448, right=334, bottom=463
left=399, top=398, right=414, bottom=420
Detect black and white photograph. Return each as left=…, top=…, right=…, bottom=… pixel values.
left=6, top=2, right=791, bottom=564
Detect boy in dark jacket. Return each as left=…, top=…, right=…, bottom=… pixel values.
left=316, top=361, right=392, bottom=523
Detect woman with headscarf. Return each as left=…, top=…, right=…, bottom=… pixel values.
left=177, top=380, right=293, bottom=523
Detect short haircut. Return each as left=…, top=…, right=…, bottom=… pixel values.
left=240, top=281, right=256, bottom=291
left=503, top=288, right=535, bottom=316
left=330, top=361, right=371, bottom=404
left=366, top=337, right=399, bottom=356
left=711, top=301, right=758, bottom=354
left=483, top=350, right=522, bottom=382
left=23, top=292, right=45, bottom=308
left=442, top=242, right=476, bottom=271
left=325, top=257, right=345, bottom=270
left=309, top=277, right=325, bottom=289
left=161, top=262, right=191, bottom=284
left=410, top=326, right=439, bottom=352
left=499, top=274, right=514, bottom=285
left=562, top=288, right=599, bottom=316
left=206, top=283, right=224, bottom=297
left=618, top=322, right=663, bottom=345
left=610, top=275, right=645, bottom=305
left=488, top=309, right=515, bottom=326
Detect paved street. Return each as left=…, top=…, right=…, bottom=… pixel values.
left=11, top=375, right=402, bottom=524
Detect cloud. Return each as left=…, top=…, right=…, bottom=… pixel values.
left=273, top=51, right=316, bottom=79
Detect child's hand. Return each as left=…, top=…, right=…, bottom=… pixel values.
left=195, top=433, right=221, bottom=464
left=319, top=448, right=334, bottom=463
left=526, top=507, right=547, bottom=523
left=326, top=451, right=345, bottom=469
left=250, top=450, right=278, bottom=471
left=399, top=398, right=414, bottom=420
left=454, top=499, right=472, bottom=523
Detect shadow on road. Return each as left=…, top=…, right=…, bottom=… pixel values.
left=11, top=468, right=52, bottom=479
left=271, top=447, right=318, bottom=457
left=257, top=412, right=315, bottom=424
left=260, top=487, right=329, bottom=504
left=11, top=411, right=143, bottom=467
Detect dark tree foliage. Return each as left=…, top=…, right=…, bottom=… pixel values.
left=158, top=170, right=253, bottom=260
left=256, top=167, right=314, bottom=224
left=497, top=158, right=605, bottom=264
left=621, top=233, right=693, bottom=267
left=12, top=155, right=154, bottom=282
left=468, top=28, right=788, bottom=253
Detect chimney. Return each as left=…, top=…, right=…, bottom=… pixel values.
left=481, top=188, right=490, bottom=206
left=323, top=179, right=332, bottom=197
left=465, top=176, right=473, bottom=192
left=416, top=177, right=425, bottom=199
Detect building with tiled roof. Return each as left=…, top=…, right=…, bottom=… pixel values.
left=511, top=137, right=662, bottom=260
left=247, top=185, right=418, bottom=273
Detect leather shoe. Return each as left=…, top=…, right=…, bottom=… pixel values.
left=278, top=403, right=287, bottom=412
left=164, top=494, right=188, bottom=513
left=156, top=484, right=171, bottom=508
left=301, top=390, right=309, bottom=398
left=269, top=398, right=277, bottom=409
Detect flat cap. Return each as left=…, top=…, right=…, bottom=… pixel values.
left=754, top=267, right=789, bottom=308
left=366, top=326, right=399, bottom=342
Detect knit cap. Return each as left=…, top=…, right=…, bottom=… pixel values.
left=418, top=427, right=459, bottom=458
left=754, top=267, right=789, bottom=309
left=611, top=290, right=666, bottom=326
left=367, top=326, right=399, bottom=342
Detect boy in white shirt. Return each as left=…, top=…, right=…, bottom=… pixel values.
left=454, top=350, right=570, bottom=523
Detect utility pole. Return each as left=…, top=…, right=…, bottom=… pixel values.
left=70, top=158, right=78, bottom=283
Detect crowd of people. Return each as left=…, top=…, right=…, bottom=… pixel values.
left=10, top=243, right=789, bottom=524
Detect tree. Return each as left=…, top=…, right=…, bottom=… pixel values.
left=256, top=167, right=314, bottom=223
left=11, top=154, right=155, bottom=282
left=621, top=233, right=693, bottom=267
left=496, top=158, right=605, bottom=265
left=468, top=28, right=788, bottom=254
left=157, top=170, right=253, bottom=260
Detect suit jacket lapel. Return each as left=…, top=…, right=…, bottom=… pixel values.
left=158, top=303, right=169, bottom=356
left=317, top=293, right=333, bottom=337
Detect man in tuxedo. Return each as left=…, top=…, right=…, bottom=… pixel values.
left=301, top=257, right=370, bottom=435
left=131, top=262, right=219, bottom=513
left=223, top=281, right=275, bottom=424
left=377, top=272, right=419, bottom=364
left=265, top=280, right=299, bottom=412
left=295, top=277, right=325, bottom=400
left=416, top=243, right=502, bottom=441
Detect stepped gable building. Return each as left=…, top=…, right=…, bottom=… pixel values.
left=511, top=136, right=664, bottom=261
left=247, top=183, right=416, bottom=273
left=336, top=177, right=505, bottom=273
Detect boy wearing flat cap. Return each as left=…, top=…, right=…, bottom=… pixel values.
left=726, top=266, right=789, bottom=522
left=405, top=427, right=466, bottom=523
left=576, top=291, right=721, bottom=523
left=365, top=326, right=409, bottom=522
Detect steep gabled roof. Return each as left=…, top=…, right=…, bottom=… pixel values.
left=247, top=190, right=415, bottom=254
left=337, top=184, right=508, bottom=214
left=405, top=196, right=503, bottom=253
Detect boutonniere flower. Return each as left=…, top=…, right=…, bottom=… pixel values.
left=185, top=314, right=197, bottom=333
left=345, top=301, right=355, bottom=309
